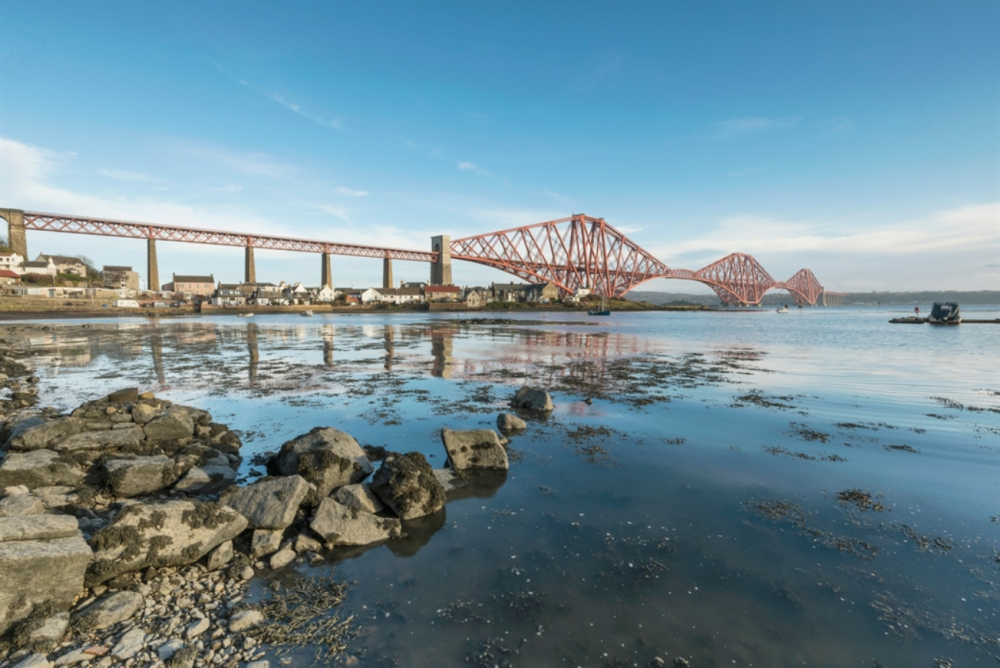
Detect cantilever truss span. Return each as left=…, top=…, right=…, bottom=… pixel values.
left=452, top=214, right=831, bottom=305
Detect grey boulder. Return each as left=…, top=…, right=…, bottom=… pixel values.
left=55, top=428, right=144, bottom=453
left=0, top=535, right=92, bottom=635
left=369, top=452, right=445, bottom=520
left=276, top=427, right=373, bottom=501
left=173, top=464, right=236, bottom=493
left=223, top=476, right=310, bottom=530
left=331, top=483, right=385, bottom=514
left=310, top=497, right=401, bottom=546
left=72, top=590, right=144, bottom=632
left=441, top=428, right=509, bottom=471
left=0, top=515, right=80, bottom=543
left=87, top=499, right=247, bottom=586
left=510, top=386, right=554, bottom=412
left=6, top=418, right=86, bottom=451
left=103, top=455, right=179, bottom=497
left=142, top=408, right=195, bottom=442
left=0, top=493, right=44, bottom=517
left=0, top=450, right=84, bottom=490
left=496, top=413, right=527, bottom=432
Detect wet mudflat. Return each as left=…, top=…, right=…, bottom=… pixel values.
left=5, top=308, right=999, bottom=667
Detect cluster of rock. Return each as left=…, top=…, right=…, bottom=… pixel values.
left=0, top=382, right=553, bottom=667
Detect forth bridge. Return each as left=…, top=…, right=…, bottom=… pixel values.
left=0, top=208, right=845, bottom=307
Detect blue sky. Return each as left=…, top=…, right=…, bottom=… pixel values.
left=1, top=1, right=998, bottom=292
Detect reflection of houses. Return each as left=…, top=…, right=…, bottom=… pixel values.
left=161, top=274, right=215, bottom=298
left=0, top=252, right=24, bottom=275
left=103, top=266, right=140, bottom=291
left=212, top=284, right=246, bottom=306
left=37, top=254, right=87, bottom=276
left=424, top=285, right=462, bottom=302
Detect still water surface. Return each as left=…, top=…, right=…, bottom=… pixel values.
left=9, top=308, right=1000, bottom=667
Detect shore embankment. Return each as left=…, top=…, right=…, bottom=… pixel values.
left=0, top=323, right=553, bottom=667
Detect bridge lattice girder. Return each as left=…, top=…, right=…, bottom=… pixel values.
left=450, top=215, right=672, bottom=297
left=772, top=268, right=824, bottom=306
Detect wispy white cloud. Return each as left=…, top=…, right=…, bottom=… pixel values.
left=711, top=116, right=800, bottom=139
left=336, top=186, right=369, bottom=197
left=267, top=93, right=343, bottom=130
left=99, top=169, right=154, bottom=182
left=317, top=205, right=353, bottom=224
left=458, top=161, right=492, bottom=177
left=543, top=189, right=574, bottom=206
left=213, top=183, right=244, bottom=193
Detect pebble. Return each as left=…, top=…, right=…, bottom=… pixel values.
left=185, top=618, right=210, bottom=639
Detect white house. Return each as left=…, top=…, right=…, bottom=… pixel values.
left=308, top=285, right=337, bottom=302
left=22, top=258, right=57, bottom=277
left=376, top=287, right=423, bottom=305
left=0, top=252, right=24, bottom=275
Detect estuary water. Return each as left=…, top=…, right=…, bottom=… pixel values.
left=7, top=307, right=1000, bottom=667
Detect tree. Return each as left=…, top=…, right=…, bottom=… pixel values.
left=73, top=255, right=101, bottom=280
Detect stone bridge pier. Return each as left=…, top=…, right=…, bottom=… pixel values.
left=430, top=235, right=451, bottom=285
left=0, top=209, right=28, bottom=257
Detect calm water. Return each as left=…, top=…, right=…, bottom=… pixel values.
left=6, top=307, right=1000, bottom=667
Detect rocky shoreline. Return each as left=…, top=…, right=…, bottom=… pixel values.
left=0, top=330, right=552, bottom=668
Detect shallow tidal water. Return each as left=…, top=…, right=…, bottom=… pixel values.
left=6, top=307, right=1000, bottom=667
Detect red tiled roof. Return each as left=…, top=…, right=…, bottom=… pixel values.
left=0, top=269, right=21, bottom=278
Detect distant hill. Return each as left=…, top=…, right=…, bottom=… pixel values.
left=627, top=290, right=1000, bottom=306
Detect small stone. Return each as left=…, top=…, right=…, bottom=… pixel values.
left=239, top=566, right=254, bottom=581
left=185, top=617, right=210, bottom=638
left=228, top=609, right=264, bottom=632
left=111, top=627, right=146, bottom=660
left=27, top=611, right=69, bottom=643
left=496, top=413, right=527, bottom=432
left=250, top=528, right=283, bottom=558
left=293, top=533, right=322, bottom=554
left=205, top=540, right=233, bottom=571
left=73, top=591, right=145, bottom=631
left=269, top=546, right=295, bottom=570
left=13, top=653, right=51, bottom=668
left=246, top=661, right=270, bottom=668
left=157, top=639, right=185, bottom=661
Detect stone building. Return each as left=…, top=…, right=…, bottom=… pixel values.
left=102, top=266, right=140, bottom=292
left=161, top=274, right=215, bottom=296
left=36, top=254, right=88, bottom=276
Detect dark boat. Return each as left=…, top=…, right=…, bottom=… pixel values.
left=928, top=302, right=961, bottom=325
left=588, top=295, right=611, bottom=316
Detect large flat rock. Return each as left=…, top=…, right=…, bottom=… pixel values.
left=7, top=418, right=87, bottom=451
left=441, top=428, right=509, bottom=471
left=0, top=515, right=80, bottom=543
left=103, top=455, right=178, bottom=497
left=0, top=450, right=84, bottom=490
left=0, top=535, right=92, bottom=635
left=142, top=408, right=195, bottom=442
left=223, top=475, right=309, bottom=530
left=310, top=497, right=401, bottom=546
left=87, top=499, right=246, bottom=586
left=277, top=427, right=373, bottom=502
left=55, top=428, right=144, bottom=453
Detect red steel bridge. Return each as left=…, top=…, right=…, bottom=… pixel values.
left=0, top=208, right=844, bottom=306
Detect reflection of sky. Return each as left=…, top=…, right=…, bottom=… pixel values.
left=8, top=311, right=1000, bottom=665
